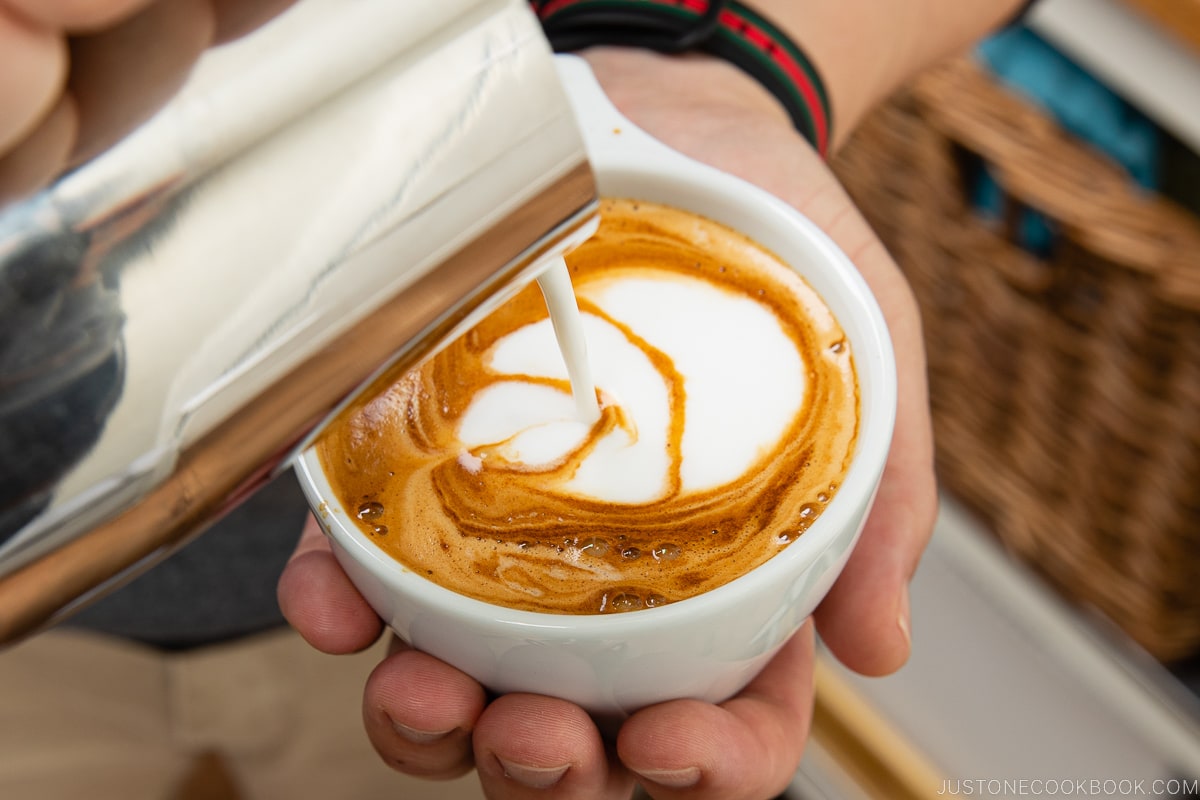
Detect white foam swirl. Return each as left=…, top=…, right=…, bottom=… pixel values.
left=457, top=269, right=805, bottom=504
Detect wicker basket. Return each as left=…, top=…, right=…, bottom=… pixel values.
left=832, top=57, right=1200, bottom=663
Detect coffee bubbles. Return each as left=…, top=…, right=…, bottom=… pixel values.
left=356, top=501, right=384, bottom=521
left=317, top=199, right=859, bottom=614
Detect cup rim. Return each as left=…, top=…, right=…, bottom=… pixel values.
left=294, top=58, right=897, bottom=638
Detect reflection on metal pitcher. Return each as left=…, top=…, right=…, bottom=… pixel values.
left=0, top=0, right=597, bottom=642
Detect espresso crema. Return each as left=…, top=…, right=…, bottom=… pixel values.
left=318, top=198, right=859, bottom=614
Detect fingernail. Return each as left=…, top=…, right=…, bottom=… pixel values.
left=390, top=719, right=455, bottom=744
left=635, top=766, right=702, bottom=788
left=897, top=587, right=912, bottom=647
left=495, top=756, right=571, bottom=789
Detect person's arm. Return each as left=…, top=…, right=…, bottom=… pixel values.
left=749, top=0, right=1027, bottom=148
left=280, top=3, right=1026, bottom=799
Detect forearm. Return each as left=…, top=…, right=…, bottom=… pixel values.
left=749, top=0, right=1028, bottom=146
left=574, top=0, right=1026, bottom=153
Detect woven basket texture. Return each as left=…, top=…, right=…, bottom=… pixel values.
left=832, top=58, right=1200, bottom=663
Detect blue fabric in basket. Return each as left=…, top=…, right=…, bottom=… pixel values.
left=971, top=26, right=1161, bottom=255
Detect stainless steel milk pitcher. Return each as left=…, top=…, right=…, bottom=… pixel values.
left=0, top=0, right=598, bottom=641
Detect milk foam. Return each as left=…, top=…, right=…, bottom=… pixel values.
left=461, top=271, right=804, bottom=501
left=318, top=198, right=860, bottom=615
left=472, top=314, right=672, bottom=503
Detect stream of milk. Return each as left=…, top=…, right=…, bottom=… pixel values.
left=536, top=258, right=601, bottom=424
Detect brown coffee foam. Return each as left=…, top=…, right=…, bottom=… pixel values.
left=318, top=198, right=859, bottom=614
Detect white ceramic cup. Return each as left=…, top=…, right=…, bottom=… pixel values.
left=295, top=56, right=896, bottom=718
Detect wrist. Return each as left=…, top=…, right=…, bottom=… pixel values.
left=743, top=0, right=1028, bottom=145
left=543, top=1, right=1027, bottom=151
left=538, top=2, right=832, bottom=156
left=582, top=46, right=791, bottom=131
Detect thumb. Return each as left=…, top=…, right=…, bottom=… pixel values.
left=277, top=513, right=384, bottom=654
left=812, top=433, right=936, bottom=676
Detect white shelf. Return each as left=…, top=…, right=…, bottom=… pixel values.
left=816, top=495, right=1200, bottom=789
left=1029, top=0, right=1200, bottom=154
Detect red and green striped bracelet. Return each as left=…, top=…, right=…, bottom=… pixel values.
left=530, top=0, right=833, bottom=157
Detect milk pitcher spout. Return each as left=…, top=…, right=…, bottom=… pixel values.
left=0, top=0, right=598, bottom=642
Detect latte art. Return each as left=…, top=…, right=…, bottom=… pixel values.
left=318, top=198, right=859, bottom=614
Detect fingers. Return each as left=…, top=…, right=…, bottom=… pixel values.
left=367, top=635, right=813, bottom=800
left=618, top=624, right=815, bottom=800
left=0, top=94, right=76, bottom=206
left=781, top=160, right=936, bottom=677
left=0, top=0, right=296, bottom=202
left=61, top=0, right=297, bottom=163
left=377, top=632, right=814, bottom=800
left=362, top=639, right=486, bottom=779
left=812, top=434, right=936, bottom=675
left=0, top=6, right=66, bottom=154
left=209, top=0, right=297, bottom=44
left=277, top=514, right=384, bottom=654
left=813, top=234, right=937, bottom=676
left=474, top=694, right=634, bottom=800
left=359, top=624, right=632, bottom=797
left=1, top=0, right=155, bottom=31
left=66, top=0, right=215, bottom=165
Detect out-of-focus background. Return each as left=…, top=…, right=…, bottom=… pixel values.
left=796, top=0, right=1200, bottom=796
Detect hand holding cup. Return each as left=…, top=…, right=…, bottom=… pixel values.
left=279, top=49, right=936, bottom=800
